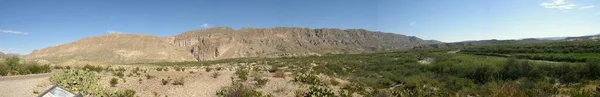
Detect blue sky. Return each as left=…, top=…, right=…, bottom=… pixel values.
left=1, top=0, right=599, bottom=54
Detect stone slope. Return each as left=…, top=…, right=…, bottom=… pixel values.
left=166, top=27, right=433, bottom=61
left=26, top=34, right=196, bottom=63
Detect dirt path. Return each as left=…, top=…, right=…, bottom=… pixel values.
left=0, top=72, right=56, bottom=97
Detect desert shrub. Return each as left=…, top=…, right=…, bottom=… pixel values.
left=302, top=86, right=335, bottom=97
left=110, top=78, right=119, bottom=87
left=274, top=71, right=285, bottom=78
left=0, top=57, right=51, bottom=76
left=216, top=83, right=271, bottom=97
left=83, top=64, right=104, bottom=72
left=145, top=74, right=155, bottom=79
left=114, top=67, right=126, bottom=72
left=173, top=77, right=185, bottom=85
left=0, top=64, right=6, bottom=76
left=584, top=59, right=600, bottom=79
left=113, top=72, right=125, bottom=78
left=216, top=67, right=223, bottom=71
left=268, top=67, right=278, bottom=73
left=111, top=89, right=136, bottom=97
left=491, top=83, right=527, bottom=97
left=205, top=67, right=213, bottom=72
left=49, top=69, right=106, bottom=95
left=161, top=78, right=170, bottom=85
left=293, top=72, right=323, bottom=86
left=372, top=89, right=392, bottom=97
left=25, top=62, right=51, bottom=74
left=255, top=78, right=269, bottom=87
left=4, top=56, right=19, bottom=69
left=212, top=72, right=221, bottom=78
left=329, top=79, right=339, bottom=86
left=156, top=67, right=164, bottom=71
left=174, top=67, right=184, bottom=71
left=235, top=68, right=249, bottom=81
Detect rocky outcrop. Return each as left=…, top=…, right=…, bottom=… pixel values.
left=167, top=27, right=433, bottom=61
left=26, top=34, right=196, bottom=63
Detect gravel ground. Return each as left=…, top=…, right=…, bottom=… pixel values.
left=0, top=73, right=54, bottom=97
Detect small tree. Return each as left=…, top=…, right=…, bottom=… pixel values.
left=4, top=56, right=19, bottom=70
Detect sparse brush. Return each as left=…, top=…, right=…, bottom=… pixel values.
left=235, top=69, right=249, bottom=81
left=145, top=74, right=155, bottom=79
left=175, top=67, right=183, bottom=71
left=113, top=72, right=125, bottom=78
left=110, top=78, right=119, bottom=87
left=216, top=83, right=270, bottom=97
left=212, top=72, right=221, bottom=78
left=304, top=86, right=335, bottom=97
left=161, top=78, right=170, bottom=85
left=256, top=78, right=269, bottom=87
left=173, top=77, right=185, bottom=85
left=205, top=68, right=213, bottom=72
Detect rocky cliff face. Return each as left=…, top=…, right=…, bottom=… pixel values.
left=26, top=34, right=196, bottom=63
left=166, top=27, right=432, bottom=61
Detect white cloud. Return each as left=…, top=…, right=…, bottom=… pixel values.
left=0, top=48, right=14, bottom=53
left=540, top=0, right=577, bottom=10
left=199, top=23, right=210, bottom=28
left=0, top=29, right=28, bottom=35
left=107, top=30, right=123, bottom=34
left=580, top=5, right=595, bottom=9
left=409, top=22, right=416, bottom=26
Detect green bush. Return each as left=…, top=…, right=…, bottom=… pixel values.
left=0, top=57, right=51, bottom=76
left=49, top=69, right=105, bottom=95
left=302, top=86, right=335, bottom=97
left=0, top=64, right=6, bottom=76
left=83, top=64, right=104, bottom=72
left=115, top=89, right=136, bottom=97
left=235, top=69, right=249, bottom=81
left=293, top=72, right=323, bottom=86
left=216, top=83, right=271, bottom=97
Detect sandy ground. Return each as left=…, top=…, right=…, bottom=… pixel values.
left=0, top=72, right=55, bottom=97
left=0, top=65, right=338, bottom=97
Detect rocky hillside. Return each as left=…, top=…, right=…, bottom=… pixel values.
left=26, top=34, right=196, bottom=63
left=0, top=52, right=4, bottom=59
left=166, top=27, right=437, bottom=61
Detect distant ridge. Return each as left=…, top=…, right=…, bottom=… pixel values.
left=26, top=27, right=440, bottom=64
left=26, top=34, right=196, bottom=64
left=165, top=27, right=440, bottom=61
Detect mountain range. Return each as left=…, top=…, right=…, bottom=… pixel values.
left=24, top=27, right=441, bottom=64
